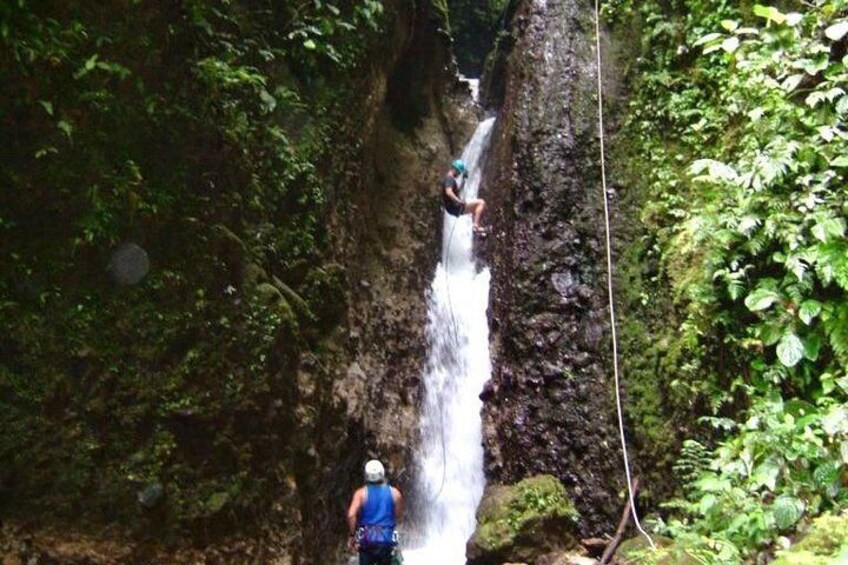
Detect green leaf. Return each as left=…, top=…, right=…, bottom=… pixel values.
left=751, top=459, right=780, bottom=490
left=303, top=39, right=317, bottom=50
left=57, top=120, right=73, bottom=139
left=690, top=159, right=738, bottom=182
left=782, top=74, right=804, bottom=92
left=745, top=288, right=780, bottom=311
left=822, top=406, right=848, bottom=436
left=785, top=12, right=803, bottom=26
left=695, top=475, right=730, bottom=493
left=205, top=491, right=230, bottom=513
left=804, top=334, right=821, bottom=361
left=825, top=21, right=848, bottom=41
left=813, top=461, right=840, bottom=489
left=721, top=36, right=740, bottom=53
left=776, top=333, right=804, bottom=367
left=812, top=218, right=846, bottom=242
left=753, top=4, right=787, bottom=25
left=693, top=32, right=723, bottom=47
left=699, top=493, right=718, bottom=515
left=773, top=496, right=804, bottom=529
left=38, top=100, right=54, bottom=116
left=831, top=156, right=848, bottom=167
left=798, top=300, right=822, bottom=325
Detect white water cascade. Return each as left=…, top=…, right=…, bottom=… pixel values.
left=404, top=116, right=496, bottom=565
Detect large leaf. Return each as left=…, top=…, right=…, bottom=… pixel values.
left=776, top=333, right=804, bottom=367
left=825, top=21, right=848, bottom=41
left=798, top=300, right=822, bottom=325
left=814, top=461, right=840, bottom=485
left=745, top=288, right=780, bottom=311
left=812, top=218, right=847, bottom=242
left=773, top=496, right=805, bottom=529
left=751, top=459, right=781, bottom=491
left=753, top=4, right=787, bottom=24
left=722, top=36, right=740, bottom=53
left=804, top=334, right=821, bottom=361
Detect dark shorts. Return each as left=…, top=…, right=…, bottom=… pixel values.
left=444, top=199, right=465, bottom=217
left=359, top=544, right=394, bottom=565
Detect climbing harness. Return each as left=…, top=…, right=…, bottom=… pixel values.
left=354, top=527, right=405, bottom=564
left=593, top=0, right=656, bottom=550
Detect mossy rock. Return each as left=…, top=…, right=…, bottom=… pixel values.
left=466, top=475, right=580, bottom=565
left=254, top=283, right=297, bottom=329
left=773, top=512, right=848, bottom=565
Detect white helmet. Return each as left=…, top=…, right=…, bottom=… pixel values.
left=364, top=459, right=385, bottom=483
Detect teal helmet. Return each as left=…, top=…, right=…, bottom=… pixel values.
left=451, top=159, right=467, bottom=175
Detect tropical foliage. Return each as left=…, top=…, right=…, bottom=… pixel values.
left=0, top=0, right=383, bottom=536
left=610, top=0, right=848, bottom=561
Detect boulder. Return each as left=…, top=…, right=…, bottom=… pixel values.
left=467, top=475, right=581, bottom=564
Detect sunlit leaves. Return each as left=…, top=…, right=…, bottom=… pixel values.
left=777, top=333, right=804, bottom=367
left=745, top=287, right=781, bottom=311
left=620, top=0, right=848, bottom=557
left=799, top=300, right=822, bottom=325
left=773, top=496, right=805, bottom=529
left=825, top=20, right=848, bottom=41
left=753, top=4, right=787, bottom=25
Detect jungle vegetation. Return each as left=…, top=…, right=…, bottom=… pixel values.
left=2, top=0, right=847, bottom=562
left=0, top=0, right=384, bottom=538
left=610, top=0, right=848, bottom=562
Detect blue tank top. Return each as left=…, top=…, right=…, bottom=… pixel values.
left=359, top=484, right=395, bottom=545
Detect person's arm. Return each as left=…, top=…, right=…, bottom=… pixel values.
left=392, top=487, right=404, bottom=523
left=347, top=488, right=364, bottom=549
left=444, top=178, right=464, bottom=205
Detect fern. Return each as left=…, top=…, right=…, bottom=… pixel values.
left=823, top=302, right=848, bottom=369
left=674, top=439, right=713, bottom=487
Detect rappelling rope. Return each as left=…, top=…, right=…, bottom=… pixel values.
left=425, top=214, right=462, bottom=506
left=443, top=218, right=463, bottom=349
left=592, top=0, right=656, bottom=550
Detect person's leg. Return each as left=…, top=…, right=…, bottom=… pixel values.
left=376, top=545, right=394, bottom=565
left=464, top=198, right=486, bottom=228
left=359, top=546, right=375, bottom=565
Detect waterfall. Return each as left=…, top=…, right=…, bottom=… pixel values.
left=404, top=117, right=496, bottom=564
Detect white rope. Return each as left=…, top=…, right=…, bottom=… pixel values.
left=592, top=0, right=656, bottom=550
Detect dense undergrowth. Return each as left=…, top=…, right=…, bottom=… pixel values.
left=0, top=0, right=384, bottom=539
left=609, top=0, right=848, bottom=562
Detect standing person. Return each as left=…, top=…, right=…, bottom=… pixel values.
left=441, top=159, right=487, bottom=234
left=347, top=459, right=404, bottom=565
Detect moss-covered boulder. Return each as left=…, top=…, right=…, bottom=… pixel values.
left=772, top=512, right=848, bottom=565
left=466, top=475, right=580, bottom=564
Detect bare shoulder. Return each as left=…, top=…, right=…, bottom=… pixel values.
left=391, top=486, right=402, bottom=498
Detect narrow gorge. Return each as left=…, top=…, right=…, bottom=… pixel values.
left=4, top=0, right=847, bottom=564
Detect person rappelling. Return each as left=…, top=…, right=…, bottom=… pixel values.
left=441, top=159, right=488, bottom=236
left=346, top=459, right=405, bottom=565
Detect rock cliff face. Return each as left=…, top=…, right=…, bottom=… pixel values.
left=480, top=0, right=631, bottom=537
left=294, top=1, right=478, bottom=561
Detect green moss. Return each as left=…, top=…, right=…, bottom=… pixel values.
left=474, top=475, right=579, bottom=551
left=773, top=513, right=848, bottom=565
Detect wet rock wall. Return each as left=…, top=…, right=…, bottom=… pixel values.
left=294, top=1, right=478, bottom=561
left=481, top=0, right=631, bottom=537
